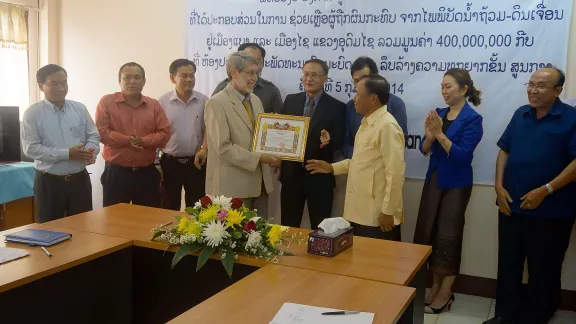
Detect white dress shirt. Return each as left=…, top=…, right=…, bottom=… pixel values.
left=21, top=100, right=100, bottom=175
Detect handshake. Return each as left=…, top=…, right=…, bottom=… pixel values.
left=260, top=154, right=282, bottom=168
left=69, top=144, right=97, bottom=165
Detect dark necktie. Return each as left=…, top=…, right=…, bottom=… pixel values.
left=304, top=98, right=316, bottom=117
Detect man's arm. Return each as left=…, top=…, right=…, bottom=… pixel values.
left=205, top=98, right=261, bottom=171
left=547, top=159, right=576, bottom=192
left=140, top=101, right=171, bottom=148
left=342, top=101, right=355, bottom=159
left=328, top=101, right=345, bottom=150
left=95, top=97, right=131, bottom=148
left=272, top=86, right=284, bottom=114
left=21, top=108, right=69, bottom=162
left=495, top=150, right=509, bottom=189
left=211, top=79, right=228, bottom=97
left=379, top=122, right=406, bottom=222
left=332, top=159, right=351, bottom=175
left=495, top=115, right=514, bottom=215
left=389, top=96, right=408, bottom=137
left=83, top=106, right=101, bottom=154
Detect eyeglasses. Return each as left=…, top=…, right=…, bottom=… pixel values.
left=302, top=73, right=325, bottom=80
left=240, top=70, right=259, bottom=78
left=525, top=83, right=556, bottom=92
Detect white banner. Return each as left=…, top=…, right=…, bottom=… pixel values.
left=186, top=0, right=572, bottom=185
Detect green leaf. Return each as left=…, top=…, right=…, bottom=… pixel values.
left=171, top=243, right=203, bottom=269
left=233, top=231, right=243, bottom=239
left=281, top=250, right=295, bottom=256
left=221, top=251, right=236, bottom=278
left=196, top=246, right=216, bottom=272
left=184, top=207, right=195, bottom=215
left=151, top=230, right=166, bottom=241
left=174, top=215, right=183, bottom=223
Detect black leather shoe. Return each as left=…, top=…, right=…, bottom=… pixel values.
left=483, top=317, right=512, bottom=324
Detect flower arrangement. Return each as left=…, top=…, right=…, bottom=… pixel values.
left=151, top=195, right=303, bottom=277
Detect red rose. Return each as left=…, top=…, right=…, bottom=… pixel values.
left=231, top=198, right=244, bottom=210
left=243, top=220, right=257, bottom=232
left=200, top=196, right=212, bottom=208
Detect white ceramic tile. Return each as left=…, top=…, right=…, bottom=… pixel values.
left=454, top=293, right=493, bottom=304
left=424, top=313, right=439, bottom=324
left=436, top=313, right=486, bottom=324
left=550, top=310, right=576, bottom=324
left=449, top=296, right=492, bottom=319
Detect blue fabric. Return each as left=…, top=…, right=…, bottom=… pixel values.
left=343, top=94, right=408, bottom=159
left=21, top=100, right=100, bottom=175
left=419, top=103, right=484, bottom=189
left=497, top=99, right=576, bottom=220
left=0, top=162, right=35, bottom=204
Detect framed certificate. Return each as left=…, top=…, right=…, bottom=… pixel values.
left=251, top=113, right=309, bottom=162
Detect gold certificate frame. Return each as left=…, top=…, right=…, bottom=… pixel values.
left=251, top=113, right=310, bottom=162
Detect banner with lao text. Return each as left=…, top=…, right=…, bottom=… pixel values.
left=185, top=0, right=572, bottom=185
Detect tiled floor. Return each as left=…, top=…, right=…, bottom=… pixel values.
left=424, top=293, right=576, bottom=324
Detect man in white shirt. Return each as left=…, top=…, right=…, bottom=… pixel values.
left=158, top=59, right=209, bottom=210
left=306, top=74, right=405, bottom=241
left=21, top=64, right=100, bottom=223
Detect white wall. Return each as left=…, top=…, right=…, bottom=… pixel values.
left=50, top=0, right=576, bottom=290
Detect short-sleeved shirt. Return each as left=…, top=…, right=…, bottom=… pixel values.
left=497, top=98, right=576, bottom=220
left=212, top=77, right=283, bottom=114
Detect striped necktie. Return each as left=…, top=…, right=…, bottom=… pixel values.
left=304, top=98, right=316, bottom=117
left=242, top=99, right=255, bottom=126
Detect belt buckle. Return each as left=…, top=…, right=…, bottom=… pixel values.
left=177, top=158, right=188, bottom=164
left=64, top=174, right=72, bottom=182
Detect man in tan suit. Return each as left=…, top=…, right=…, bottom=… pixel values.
left=305, top=75, right=405, bottom=241
left=204, top=51, right=281, bottom=212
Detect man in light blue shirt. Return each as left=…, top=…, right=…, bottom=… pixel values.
left=21, top=64, right=100, bottom=223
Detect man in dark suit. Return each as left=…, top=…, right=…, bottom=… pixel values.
left=279, top=59, right=345, bottom=229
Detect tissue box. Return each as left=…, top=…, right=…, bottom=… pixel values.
left=307, top=227, right=354, bottom=257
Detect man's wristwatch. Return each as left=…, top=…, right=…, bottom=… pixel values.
left=545, top=183, right=554, bottom=195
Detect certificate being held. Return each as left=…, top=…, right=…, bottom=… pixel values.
left=252, top=113, right=309, bottom=162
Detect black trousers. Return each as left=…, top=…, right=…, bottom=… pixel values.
left=351, top=222, right=402, bottom=242
left=159, top=155, right=206, bottom=211
left=101, top=163, right=161, bottom=208
left=34, top=169, right=92, bottom=223
left=281, top=167, right=333, bottom=230
left=495, top=213, right=574, bottom=324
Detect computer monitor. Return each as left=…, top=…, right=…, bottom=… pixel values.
left=0, top=106, right=21, bottom=162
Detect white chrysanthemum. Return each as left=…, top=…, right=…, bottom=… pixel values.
left=194, top=201, right=202, bottom=209
left=202, top=220, right=230, bottom=248
left=249, top=216, right=261, bottom=223
left=245, top=231, right=262, bottom=250
left=210, top=195, right=232, bottom=210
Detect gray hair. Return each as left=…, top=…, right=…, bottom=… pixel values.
left=226, top=51, right=259, bottom=80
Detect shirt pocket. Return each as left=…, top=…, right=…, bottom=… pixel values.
left=353, top=141, right=379, bottom=164
left=71, top=122, right=87, bottom=139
